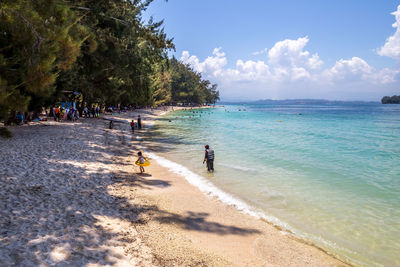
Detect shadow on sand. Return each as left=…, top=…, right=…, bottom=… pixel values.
left=0, top=119, right=259, bottom=266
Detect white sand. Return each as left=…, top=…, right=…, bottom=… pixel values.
left=0, top=108, right=348, bottom=266
left=0, top=115, right=156, bottom=266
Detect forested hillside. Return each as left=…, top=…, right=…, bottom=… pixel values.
left=0, top=0, right=219, bottom=121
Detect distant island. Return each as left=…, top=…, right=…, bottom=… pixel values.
left=381, top=95, right=400, bottom=104
left=219, top=99, right=379, bottom=105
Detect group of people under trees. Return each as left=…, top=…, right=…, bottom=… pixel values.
left=51, top=106, right=80, bottom=122
left=83, top=106, right=101, bottom=118
left=50, top=105, right=127, bottom=122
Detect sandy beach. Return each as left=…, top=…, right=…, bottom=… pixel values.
left=0, top=108, right=349, bottom=266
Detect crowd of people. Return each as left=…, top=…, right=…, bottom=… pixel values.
left=6, top=103, right=173, bottom=126
left=50, top=105, right=133, bottom=122
left=6, top=104, right=215, bottom=174
left=51, top=106, right=80, bottom=122
left=83, top=106, right=101, bottom=118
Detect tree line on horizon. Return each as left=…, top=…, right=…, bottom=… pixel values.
left=0, top=0, right=219, bottom=121
left=381, top=95, right=400, bottom=104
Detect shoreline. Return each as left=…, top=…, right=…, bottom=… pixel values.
left=133, top=108, right=350, bottom=266
left=0, top=108, right=349, bottom=266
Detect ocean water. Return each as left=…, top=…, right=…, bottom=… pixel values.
left=149, top=103, right=400, bottom=266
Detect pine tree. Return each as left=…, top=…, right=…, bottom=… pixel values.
left=0, top=0, right=86, bottom=119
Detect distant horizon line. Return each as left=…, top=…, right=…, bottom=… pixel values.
left=217, top=98, right=383, bottom=104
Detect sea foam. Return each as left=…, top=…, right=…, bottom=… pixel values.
left=147, top=152, right=291, bottom=230
left=147, top=151, right=357, bottom=265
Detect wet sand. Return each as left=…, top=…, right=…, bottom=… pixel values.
left=0, top=108, right=349, bottom=266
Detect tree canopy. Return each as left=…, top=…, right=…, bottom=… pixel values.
left=0, top=0, right=219, bottom=121
left=381, top=95, right=400, bottom=104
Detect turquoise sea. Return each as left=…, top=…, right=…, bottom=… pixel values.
left=150, top=103, right=400, bottom=266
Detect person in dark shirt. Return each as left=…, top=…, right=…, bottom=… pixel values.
left=137, top=115, right=142, bottom=129
left=203, top=145, right=215, bottom=172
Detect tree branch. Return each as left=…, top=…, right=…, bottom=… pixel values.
left=2, top=8, right=44, bottom=52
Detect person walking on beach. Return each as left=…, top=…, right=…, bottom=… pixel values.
left=136, top=151, right=146, bottom=173
left=203, top=145, right=215, bottom=172
left=137, top=115, right=142, bottom=129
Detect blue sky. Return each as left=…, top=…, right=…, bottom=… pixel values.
left=144, top=1, right=400, bottom=101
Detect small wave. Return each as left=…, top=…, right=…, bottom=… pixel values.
left=147, top=152, right=290, bottom=228
left=147, top=151, right=365, bottom=266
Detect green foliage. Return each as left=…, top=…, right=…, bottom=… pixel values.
left=0, top=0, right=219, bottom=121
left=55, top=0, right=173, bottom=107
left=151, top=61, right=172, bottom=105
left=381, top=95, right=400, bottom=104
left=169, top=58, right=220, bottom=105
left=0, top=78, right=30, bottom=120
left=0, top=0, right=86, bottom=119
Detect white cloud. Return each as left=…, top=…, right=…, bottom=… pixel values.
left=252, top=48, right=268, bottom=56
left=326, top=57, right=372, bottom=81
left=232, top=59, right=271, bottom=81
left=181, top=51, right=200, bottom=69
left=180, top=35, right=399, bottom=101
left=308, top=53, right=324, bottom=70
left=324, top=57, right=400, bottom=85
left=181, top=47, right=227, bottom=76
left=268, top=37, right=323, bottom=69
left=377, top=5, right=400, bottom=60
left=212, top=47, right=225, bottom=57
left=374, top=68, right=400, bottom=84
left=265, top=37, right=323, bottom=81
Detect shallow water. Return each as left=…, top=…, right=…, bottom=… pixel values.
left=151, top=104, right=400, bottom=266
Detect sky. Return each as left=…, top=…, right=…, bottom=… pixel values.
left=144, top=0, right=400, bottom=101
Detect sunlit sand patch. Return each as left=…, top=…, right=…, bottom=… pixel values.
left=94, top=215, right=134, bottom=234
left=46, top=159, right=113, bottom=174
left=92, top=215, right=153, bottom=266
left=27, top=234, right=55, bottom=245
left=50, top=244, right=71, bottom=262
left=0, top=110, right=169, bottom=266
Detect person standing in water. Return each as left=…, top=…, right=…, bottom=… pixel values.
left=137, top=115, right=142, bottom=129
left=203, top=145, right=215, bottom=172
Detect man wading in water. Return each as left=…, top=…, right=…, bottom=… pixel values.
left=203, top=145, right=215, bottom=172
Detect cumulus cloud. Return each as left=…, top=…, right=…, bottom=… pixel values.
left=324, top=57, right=400, bottom=85
left=268, top=37, right=322, bottom=69
left=180, top=35, right=399, bottom=100
left=266, top=37, right=323, bottom=81
left=377, top=5, right=400, bottom=60
left=181, top=47, right=227, bottom=76
left=374, top=68, right=400, bottom=84
left=228, top=60, right=271, bottom=81
left=325, top=57, right=372, bottom=81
